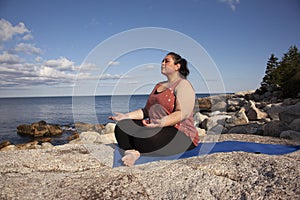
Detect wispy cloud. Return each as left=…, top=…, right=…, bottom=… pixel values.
left=13, top=43, right=42, bottom=55
left=0, top=19, right=125, bottom=90
left=108, top=61, right=120, bottom=66
left=0, top=19, right=32, bottom=43
left=0, top=52, right=22, bottom=64
left=219, top=0, right=240, bottom=11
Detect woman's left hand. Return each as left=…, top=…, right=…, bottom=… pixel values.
left=142, top=119, right=164, bottom=128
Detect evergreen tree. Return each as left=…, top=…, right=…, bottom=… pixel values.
left=259, top=45, right=300, bottom=98
left=261, top=54, right=279, bottom=88
left=277, top=45, right=300, bottom=97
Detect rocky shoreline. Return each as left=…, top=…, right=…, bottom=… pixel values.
left=1, top=90, right=299, bottom=151
left=0, top=90, right=300, bottom=199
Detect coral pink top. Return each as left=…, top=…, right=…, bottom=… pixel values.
left=144, top=80, right=199, bottom=146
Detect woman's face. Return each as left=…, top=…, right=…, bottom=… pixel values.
left=161, top=55, right=180, bottom=76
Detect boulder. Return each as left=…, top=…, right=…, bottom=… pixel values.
left=98, top=133, right=117, bottom=144
left=212, top=101, right=227, bottom=112
left=41, top=142, right=54, bottom=149
left=67, top=132, right=80, bottom=141
left=225, top=107, right=249, bottom=127
left=234, top=90, right=255, bottom=97
left=16, top=124, right=31, bottom=135
left=0, top=145, right=16, bottom=151
left=279, top=104, right=300, bottom=124
left=197, top=97, right=212, bottom=111
left=101, top=123, right=116, bottom=135
left=16, top=141, right=40, bottom=150
left=202, top=114, right=231, bottom=130
left=17, top=120, right=63, bottom=137
left=80, top=131, right=102, bottom=144
left=209, top=124, right=226, bottom=134
left=282, top=98, right=300, bottom=106
left=227, top=123, right=264, bottom=135
left=263, top=120, right=290, bottom=137
left=227, top=97, right=245, bottom=107
left=0, top=140, right=11, bottom=149
left=74, top=122, right=95, bottom=132
left=280, top=130, right=300, bottom=143
left=75, top=122, right=105, bottom=133
left=80, top=131, right=116, bottom=144
left=290, top=118, right=300, bottom=131
left=196, top=127, right=206, bottom=137
left=246, top=100, right=268, bottom=121
left=193, top=112, right=208, bottom=127
left=47, top=124, right=63, bottom=136
left=266, top=103, right=285, bottom=120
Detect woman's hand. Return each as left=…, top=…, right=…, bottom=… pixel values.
left=108, top=112, right=129, bottom=122
left=142, top=118, right=165, bottom=128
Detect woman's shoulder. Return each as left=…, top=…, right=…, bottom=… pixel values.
left=175, top=79, right=194, bottom=92
left=177, top=79, right=192, bottom=87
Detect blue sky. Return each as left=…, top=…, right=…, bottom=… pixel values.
left=0, top=0, right=299, bottom=97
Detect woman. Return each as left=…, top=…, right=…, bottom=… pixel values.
left=109, top=52, right=199, bottom=166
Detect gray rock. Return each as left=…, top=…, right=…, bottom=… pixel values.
left=193, top=112, right=208, bottom=127
left=266, top=103, right=285, bottom=120
left=101, top=123, right=116, bottom=135
left=80, top=131, right=117, bottom=144
left=227, top=123, right=264, bottom=135
left=227, top=97, right=245, bottom=107
left=225, top=107, right=249, bottom=127
left=263, top=120, right=290, bottom=137
left=212, top=101, right=227, bottom=112
left=246, top=100, right=268, bottom=121
left=202, top=115, right=231, bottom=130
left=279, top=104, right=300, bottom=124
left=290, top=118, right=300, bottom=131
left=280, top=130, right=300, bottom=143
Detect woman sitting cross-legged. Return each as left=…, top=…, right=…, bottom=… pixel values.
left=109, top=52, right=199, bottom=166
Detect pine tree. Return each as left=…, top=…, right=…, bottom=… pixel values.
left=259, top=45, right=300, bottom=98
left=261, top=54, right=279, bottom=89
left=278, top=45, right=300, bottom=97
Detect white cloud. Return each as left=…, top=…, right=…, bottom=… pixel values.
left=13, top=43, right=42, bottom=55
left=22, top=34, right=33, bottom=41
left=219, top=0, right=240, bottom=11
left=0, top=18, right=32, bottom=43
left=43, top=57, right=75, bottom=71
left=35, top=56, right=43, bottom=62
left=99, top=73, right=124, bottom=80
left=79, top=62, right=98, bottom=71
left=108, top=61, right=120, bottom=66
left=0, top=19, right=125, bottom=92
left=38, top=66, right=74, bottom=79
left=0, top=52, right=21, bottom=64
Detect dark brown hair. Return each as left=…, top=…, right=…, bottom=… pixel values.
left=167, top=52, right=190, bottom=78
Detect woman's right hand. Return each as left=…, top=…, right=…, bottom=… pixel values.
left=108, top=112, right=129, bottom=122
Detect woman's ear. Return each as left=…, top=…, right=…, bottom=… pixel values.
left=175, top=63, right=181, bottom=71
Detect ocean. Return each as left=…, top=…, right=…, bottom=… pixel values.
left=0, top=94, right=209, bottom=145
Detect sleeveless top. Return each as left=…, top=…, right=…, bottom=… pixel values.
left=143, top=79, right=199, bottom=146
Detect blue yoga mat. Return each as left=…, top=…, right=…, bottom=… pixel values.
left=113, top=141, right=300, bottom=167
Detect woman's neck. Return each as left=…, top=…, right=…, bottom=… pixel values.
left=167, top=74, right=182, bottom=84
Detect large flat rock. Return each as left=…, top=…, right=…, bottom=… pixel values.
left=0, top=135, right=299, bottom=199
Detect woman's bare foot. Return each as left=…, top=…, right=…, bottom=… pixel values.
left=122, top=150, right=140, bottom=166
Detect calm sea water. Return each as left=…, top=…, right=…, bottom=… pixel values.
left=0, top=94, right=208, bottom=145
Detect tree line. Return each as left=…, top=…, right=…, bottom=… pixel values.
left=258, top=45, right=300, bottom=98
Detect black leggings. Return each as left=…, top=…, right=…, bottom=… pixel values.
left=114, top=119, right=196, bottom=156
